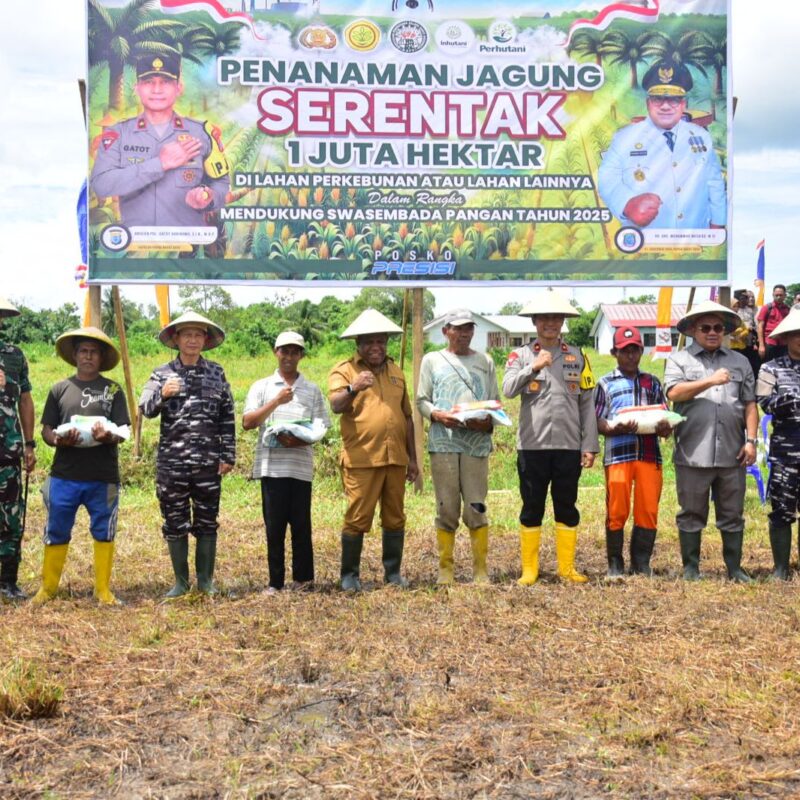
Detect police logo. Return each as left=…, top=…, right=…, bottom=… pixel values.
left=391, top=21, right=428, bottom=53
left=100, top=224, right=132, bottom=253
left=344, top=20, right=381, bottom=52
left=183, top=170, right=196, bottom=183
left=634, top=168, right=646, bottom=182
left=152, top=57, right=164, bottom=72
left=564, top=354, right=577, bottom=363
left=488, top=20, right=516, bottom=44
left=615, top=226, right=645, bottom=254
left=101, top=131, right=119, bottom=150
left=435, top=20, right=475, bottom=54
left=528, top=381, right=540, bottom=392
left=299, top=25, right=337, bottom=50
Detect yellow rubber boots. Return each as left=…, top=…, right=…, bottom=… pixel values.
left=436, top=528, right=455, bottom=585
left=93, top=540, right=121, bottom=605
left=31, top=544, right=69, bottom=605
left=518, top=525, right=541, bottom=585
left=555, top=522, right=588, bottom=583
left=469, top=525, right=489, bottom=584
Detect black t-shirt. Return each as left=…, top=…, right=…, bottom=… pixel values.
left=41, top=376, right=130, bottom=483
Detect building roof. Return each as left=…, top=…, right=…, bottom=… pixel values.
left=484, top=315, right=536, bottom=332
left=591, top=304, right=689, bottom=335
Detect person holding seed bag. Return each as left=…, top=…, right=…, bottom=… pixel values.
left=502, top=291, right=599, bottom=585
left=35, top=327, right=129, bottom=606
left=139, top=311, right=235, bottom=597
left=243, top=331, right=330, bottom=594
left=0, top=297, right=36, bottom=601
left=416, top=308, right=498, bottom=585
left=664, top=300, right=758, bottom=582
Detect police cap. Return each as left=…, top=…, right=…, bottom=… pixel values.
left=136, top=54, right=180, bottom=81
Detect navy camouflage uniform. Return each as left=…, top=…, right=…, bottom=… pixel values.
left=0, top=343, right=30, bottom=563
left=139, top=356, right=235, bottom=540
left=757, top=356, right=800, bottom=525
left=92, top=113, right=230, bottom=228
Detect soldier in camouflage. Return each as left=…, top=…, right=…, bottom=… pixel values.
left=0, top=297, right=36, bottom=600
left=139, top=311, right=235, bottom=596
left=756, top=309, right=800, bottom=579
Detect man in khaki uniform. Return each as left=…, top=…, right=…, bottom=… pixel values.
left=502, top=292, right=599, bottom=584
left=329, top=309, right=419, bottom=591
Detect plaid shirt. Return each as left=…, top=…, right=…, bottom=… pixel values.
left=594, top=369, right=665, bottom=466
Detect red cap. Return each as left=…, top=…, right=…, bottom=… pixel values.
left=612, top=326, right=644, bottom=352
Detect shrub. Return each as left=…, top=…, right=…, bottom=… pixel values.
left=0, top=658, right=64, bottom=720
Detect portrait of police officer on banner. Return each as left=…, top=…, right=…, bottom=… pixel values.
left=598, top=61, right=727, bottom=231
left=91, top=54, right=230, bottom=240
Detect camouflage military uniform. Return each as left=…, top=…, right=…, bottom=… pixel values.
left=0, top=343, right=30, bottom=562
left=757, top=356, right=800, bottom=524
left=139, top=356, right=235, bottom=540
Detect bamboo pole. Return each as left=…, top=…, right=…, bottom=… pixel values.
left=411, top=288, right=425, bottom=493
left=112, top=287, right=139, bottom=455
left=399, top=289, right=410, bottom=369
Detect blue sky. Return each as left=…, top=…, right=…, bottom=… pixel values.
left=0, top=0, right=796, bottom=316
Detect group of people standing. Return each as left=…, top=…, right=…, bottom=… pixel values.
left=0, top=289, right=799, bottom=604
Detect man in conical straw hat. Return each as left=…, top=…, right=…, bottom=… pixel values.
left=502, top=291, right=599, bottom=585
left=328, top=309, right=419, bottom=591
left=139, top=311, right=235, bottom=597
left=34, top=327, right=129, bottom=605
left=756, top=308, right=800, bottom=579
left=664, top=300, right=759, bottom=582
left=0, top=297, right=36, bottom=600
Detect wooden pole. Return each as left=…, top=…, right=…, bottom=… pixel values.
left=677, top=286, right=696, bottom=351
left=399, top=289, right=410, bottom=369
left=112, top=287, right=139, bottom=455
left=411, top=288, right=425, bottom=493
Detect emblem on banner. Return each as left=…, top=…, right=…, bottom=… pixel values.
left=344, top=20, right=381, bottom=52
left=391, top=21, right=428, bottom=53
left=299, top=25, right=337, bottom=50
left=435, top=20, right=475, bottom=54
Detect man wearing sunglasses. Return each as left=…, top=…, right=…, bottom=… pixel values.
left=664, top=301, right=759, bottom=582
left=598, top=61, right=726, bottom=230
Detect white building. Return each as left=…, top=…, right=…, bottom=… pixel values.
left=590, top=304, right=688, bottom=355
left=424, top=313, right=538, bottom=353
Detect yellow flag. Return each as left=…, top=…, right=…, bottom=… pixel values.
left=82, top=292, right=92, bottom=327
left=652, top=287, right=674, bottom=359
left=155, top=286, right=170, bottom=327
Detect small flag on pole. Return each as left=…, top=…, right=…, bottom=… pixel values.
left=155, top=286, right=171, bottom=327
left=754, top=240, right=765, bottom=306
left=652, top=287, right=673, bottom=359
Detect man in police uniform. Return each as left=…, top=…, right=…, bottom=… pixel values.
left=329, top=309, right=419, bottom=592
left=756, top=309, right=800, bottom=579
left=502, top=292, right=599, bottom=584
left=139, top=312, right=235, bottom=596
left=664, top=301, right=758, bottom=582
left=92, top=54, right=230, bottom=229
left=598, top=61, right=726, bottom=230
left=0, top=298, right=35, bottom=600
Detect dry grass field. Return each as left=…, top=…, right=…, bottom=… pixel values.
left=1, top=344, right=799, bottom=798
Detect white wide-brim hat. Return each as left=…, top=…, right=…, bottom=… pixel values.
left=770, top=308, right=800, bottom=339
left=518, top=291, right=579, bottom=319
left=274, top=330, right=306, bottom=349
left=340, top=309, right=403, bottom=339
left=55, top=326, right=121, bottom=371
left=159, top=311, right=225, bottom=350
left=0, top=296, right=20, bottom=319
left=676, top=300, right=740, bottom=334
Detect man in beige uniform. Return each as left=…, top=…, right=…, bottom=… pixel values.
left=502, top=292, right=599, bottom=584
left=329, top=309, right=419, bottom=591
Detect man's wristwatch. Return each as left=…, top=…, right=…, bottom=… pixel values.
left=745, top=437, right=757, bottom=445
left=346, top=384, right=356, bottom=395
left=24, top=440, right=35, bottom=449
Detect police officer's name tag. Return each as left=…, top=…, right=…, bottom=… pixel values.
left=130, top=226, right=219, bottom=246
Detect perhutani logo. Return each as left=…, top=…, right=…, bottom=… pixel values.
left=488, top=20, right=516, bottom=43
left=371, top=261, right=456, bottom=276
left=390, top=20, right=428, bottom=53
left=435, top=20, right=475, bottom=54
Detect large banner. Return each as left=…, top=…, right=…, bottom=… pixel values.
left=87, top=0, right=730, bottom=286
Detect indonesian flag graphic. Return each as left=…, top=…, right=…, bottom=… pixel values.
left=159, top=0, right=266, bottom=40
left=564, top=0, right=661, bottom=47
